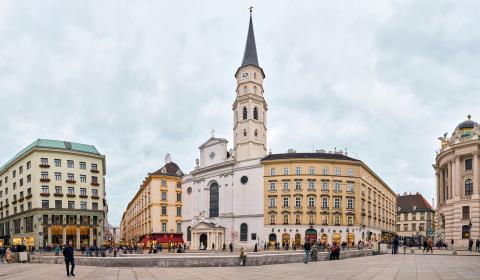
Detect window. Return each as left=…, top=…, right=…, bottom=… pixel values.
left=254, top=129, right=258, bottom=137
left=27, top=175, right=31, bottom=183
left=55, top=186, right=62, bottom=194
left=308, top=196, right=315, bottom=207
left=91, top=176, right=98, bottom=184
left=347, top=199, right=354, bottom=209
left=322, top=214, right=328, bottom=225
left=176, top=193, right=181, bottom=202
left=68, top=187, right=74, bottom=195
left=411, top=223, right=416, bottom=231
left=334, top=215, right=340, bottom=225
left=270, top=168, right=276, bottom=176
left=243, top=129, right=247, bottom=137
left=80, top=201, right=87, bottom=209
left=176, top=207, right=182, bottom=216
left=347, top=169, right=354, bottom=176
left=68, top=201, right=75, bottom=209
left=309, top=214, right=315, bottom=225
left=19, top=166, right=23, bottom=174
left=295, top=197, right=301, bottom=207
left=19, top=178, right=23, bottom=187
left=283, top=214, right=289, bottom=225
left=334, top=167, right=341, bottom=176
left=420, top=213, right=425, bottom=220
left=27, top=161, right=31, bottom=170
left=161, top=191, right=167, bottom=201
left=403, top=224, right=408, bottom=231
left=92, top=202, right=98, bottom=210
left=12, top=170, right=16, bottom=178
left=28, top=202, right=32, bottom=210
left=79, top=162, right=86, bottom=170
left=334, top=198, right=341, bottom=208
left=269, top=182, right=276, bottom=191
left=41, top=158, right=49, bottom=166
left=67, top=160, right=74, bottom=168
left=91, top=163, right=98, bottom=171
left=465, top=179, right=473, bottom=196
left=161, top=179, right=167, bottom=186
left=209, top=183, right=219, bottom=217
left=55, top=172, right=61, bottom=181
left=67, top=173, right=74, bottom=181
left=41, top=186, right=49, bottom=194
left=177, top=223, right=182, bottom=233
left=55, top=200, right=62, bottom=209
left=347, top=182, right=353, bottom=192
left=308, top=180, right=315, bottom=190
left=270, top=214, right=276, bottom=224
left=295, top=181, right=301, bottom=190
left=309, top=167, right=315, bottom=175
left=295, top=167, right=301, bottom=175
left=295, top=214, right=301, bottom=225
left=283, top=197, right=289, bottom=207
left=322, top=181, right=328, bottom=191
left=92, top=189, right=98, bottom=197
left=462, top=206, right=470, bottom=220
left=283, top=181, right=289, bottom=190
left=322, top=197, right=328, bottom=208
left=41, top=172, right=49, bottom=179
left=242, top=107, right=247, bottom=120
left=283, top=167, right=289, bottom=175
left=162, top=222, right=167, bottom=232
left=269, top=197, right=276, bottom=207
left=334, top=181, right=341, bottom=192
left=240, top=223, right=248, bottom=241
left=80, top=188, right=87, bottom=196
left=54, top=159, right=61, bottom=167
left=322, top=167, right=329, bottom=175
left=253, top=107, right=258, bottom=120
left=465, top=159, right=472, bottom=170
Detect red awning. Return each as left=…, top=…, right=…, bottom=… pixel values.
left=151, top=234, right=184, bottom=244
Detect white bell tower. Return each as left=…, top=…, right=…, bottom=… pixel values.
left=233, top=10, right=267, bottom=161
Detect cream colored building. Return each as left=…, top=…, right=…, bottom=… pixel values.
left=262, top=151, right=397, bottom=247
left=435, top=115, right=480, bottom=248
left=0, top=139, right=107, bottom=249
left=121, top=155, right=184, bottom=246
left=396, top=193, right=435, bottom=244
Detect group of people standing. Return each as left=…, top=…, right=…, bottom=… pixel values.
left=303, top=240, right=341, bottom=264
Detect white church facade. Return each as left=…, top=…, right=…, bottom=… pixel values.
left=181, top=13, right=267, bottom=250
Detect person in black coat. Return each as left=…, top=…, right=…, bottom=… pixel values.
left=63, top=240, right=75, bottom=277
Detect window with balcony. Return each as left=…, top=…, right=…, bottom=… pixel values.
left=68, top=187, right=75, bottom=195
left=41, top=172, right=49, bottom=180
left=80, top=175, right=86, bottom=183
left=91, top=163, right=98, bottom=171
left=41, top=186, right=49, bottom=194
left=92, top=189, right=98, bottom=197
left=80, top=188, right=87, bottom=196
left=55, top=186, right=62, bottom=194
left=40, top=158, right=49, bottom=166
left=67, top=173, right=75, bottom=182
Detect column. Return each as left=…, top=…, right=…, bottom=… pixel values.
left=456, top=156, right=461, bottom=197
left=448, top=161, right=453, bottom=198
left=62, top=227, right=67, bottom=245
left=76, top=227, right=81, bottom=249
left=439, top=170, right=444, bottom=203
left=451, top=158, right=457, bottom=197
left=89, top=227, right=94, bottom=246
left=473, top=151, right=479, bottom=194
left=47, top=227, right=52, bottom=245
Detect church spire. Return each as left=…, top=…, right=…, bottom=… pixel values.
left=241, top=9, right=259, bottom=67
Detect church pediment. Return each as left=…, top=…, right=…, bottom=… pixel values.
left=191, top=221, right=225, bottom=230
left=198, top=137, right=228, bottom=149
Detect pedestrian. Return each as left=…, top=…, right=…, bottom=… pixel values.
left=303, top=239, right=311, bottom=264
left=254, top=243, right=258, bottom=252
left=229, top=243, right=233, bottom=252
left=62, top=240, right=75, bottom=277
left=423, top=239, right=428, bottom=253
left=264, top=242, right=267, bottom=251
left=476, top=239, right=480, bottom=252
left=468, top=239, right=473, bottom=252
left=222, top=243, right=226, bottom=252
left=211, top=243, right=215, bottom=252
left=55, top=244, right=61, bottom=256
left=450, top=239, right=454, bottom=250
left=310, top=244, right=318, bottom=262
left=427, top=238, right=433, bottom=254
left=239, top=247, right=247, bottom=266
left=4, top=246, right=12, bottom=263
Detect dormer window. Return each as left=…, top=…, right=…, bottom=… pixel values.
left=413, top=205, right=417, bottom=211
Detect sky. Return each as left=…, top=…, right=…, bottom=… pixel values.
left=1, top=0, right=479, bottom=226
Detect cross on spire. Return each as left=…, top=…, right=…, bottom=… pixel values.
left=210, top=128, right=215, bottom=137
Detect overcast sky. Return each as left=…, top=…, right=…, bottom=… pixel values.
left=1, top=1, right=479, bottom=226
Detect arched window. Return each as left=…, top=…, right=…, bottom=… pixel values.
left=253, top=86, right=257, bottom=94
left=243, top=129, right=247, bottom=137
left=209, top=182, right=219, bottom=217
left=243, top=86, right=247, bottom=94
left=187, top=226, right=192, bottom=241
left=465, top=179, right=473, bottom=196
left=242, top=107, right=247, bottom=120
left=254, top=129, right=258, bottom=137
left=240, top=223, right=248, bottom=241
left=253, top=107, right=258, bottom=120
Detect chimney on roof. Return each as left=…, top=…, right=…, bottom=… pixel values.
left=165, top=154, right=172, bottom=164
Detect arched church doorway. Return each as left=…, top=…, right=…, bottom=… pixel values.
left=199, top=234, right=208, bottom=250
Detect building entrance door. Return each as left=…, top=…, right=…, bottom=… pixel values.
left=199, top=234, right=208, bottom=250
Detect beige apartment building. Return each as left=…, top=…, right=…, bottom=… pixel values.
left=396, top=193, right=435, bottom=244
left=121, top=155, right=184, bottom=246
left=435, top=115, right=480, bottom=248
left=0, top=139, right=107, bottom=249
left=262, top=151, right=397, bottom=247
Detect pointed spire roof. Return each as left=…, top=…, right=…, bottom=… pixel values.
left=241, top=13, right=259, bottom=67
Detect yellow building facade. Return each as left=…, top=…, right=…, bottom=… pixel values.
left=121, top=155, right=184, bottom=246
left=262, top=151, right=396, bottom=247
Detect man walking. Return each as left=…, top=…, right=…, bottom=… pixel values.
left=62, top=240, right=75, bottom=277
left=303, top=239, right=311, bottom=264
left=222, top=243, right=226, bottom=252
left=229, top=243, right=233, bottom=252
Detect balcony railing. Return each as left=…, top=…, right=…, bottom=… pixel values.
left=18, top=197, right=24, bottom=202
left=91, top=195, right=100, bottom=199
left=12, top=199, right=17, bottom=204
left=54, top=193, right=64, bottom=197
left=40, top=193, right=50, bottom=197
left=39, top=164, right=50, bottom=168
left=67, top=194, right=76, bottom=198
left=90, top=169, right=99, bottom=173
left=79, top=194, right=88, bottom=198
left=91, top=182, right=99, bottom=186
left=66, top=180, right=76, bottom=184
left=25, top=194, right=32, bottom=199
left=40, top=178, right=50, bottom=182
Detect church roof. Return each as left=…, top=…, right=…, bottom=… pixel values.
left=241, top=13, right=259, bottom=68
left=151, top=162, right=184, bottom=177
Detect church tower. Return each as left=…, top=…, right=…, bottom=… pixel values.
left=233, top=11, right=267, bottom=161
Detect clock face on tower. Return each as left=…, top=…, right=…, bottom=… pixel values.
left=241, top=72, right=250, bottom=80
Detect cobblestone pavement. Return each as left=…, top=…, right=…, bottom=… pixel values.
left=1, top=254, right=479, bottom=280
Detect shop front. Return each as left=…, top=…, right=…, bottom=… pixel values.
left=140, top=233, right=184, bottom=248
left=305, top=229, right=317, bottom=242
